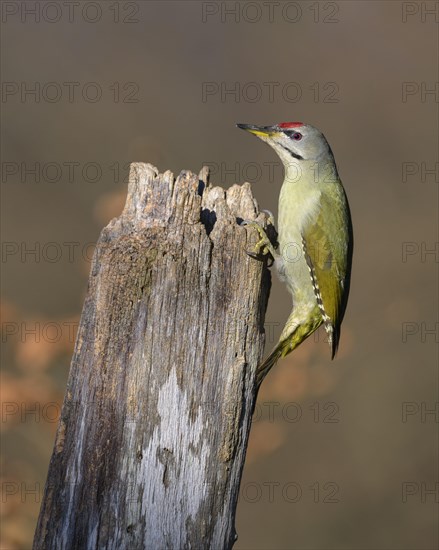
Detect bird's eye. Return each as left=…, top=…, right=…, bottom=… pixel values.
left=283, top=130, right=303, bottom=140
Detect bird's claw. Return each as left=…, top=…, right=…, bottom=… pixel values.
left=240, top=219, right=277, bottom=262
left=261, top=209, right=276, bottom=226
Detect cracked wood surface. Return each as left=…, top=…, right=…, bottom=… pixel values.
left=33, top=163, right=271, bottom=550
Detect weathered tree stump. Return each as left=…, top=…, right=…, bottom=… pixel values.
left=33, top=163, right=271, bottom=550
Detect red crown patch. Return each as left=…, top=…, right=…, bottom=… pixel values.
left=278, top=122, right=303, bottom=129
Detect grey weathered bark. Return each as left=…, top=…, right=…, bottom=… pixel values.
left=33, top=163, right=271, bottom=550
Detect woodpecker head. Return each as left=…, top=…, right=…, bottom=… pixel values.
left=237, top=122, right=333, bottom=165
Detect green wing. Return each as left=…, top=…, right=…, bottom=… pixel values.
left=301, top=187, right=353, bottom=358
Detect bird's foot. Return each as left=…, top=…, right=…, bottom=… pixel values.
left=240, top=219, right=278, bottom=263
left=261, top=209, right=275, bottom=226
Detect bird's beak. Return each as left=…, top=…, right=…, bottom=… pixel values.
left=236, top=123, right=278, bottom=137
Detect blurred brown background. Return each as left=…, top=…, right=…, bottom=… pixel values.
left=1, top=1, right=438, bottom=548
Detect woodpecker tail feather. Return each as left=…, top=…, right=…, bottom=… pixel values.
left=256, top=345, right=284, bottom=388
left=256, top=329, right=298, bottom=388
left=256, top=312, right=323, bottom=389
